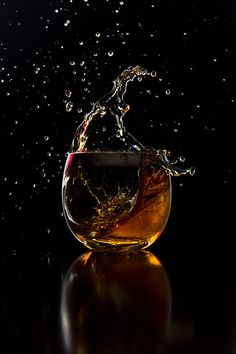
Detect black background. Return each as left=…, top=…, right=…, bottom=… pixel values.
left=0, top=0, right=236, bottom=352
left=0, top=0, right=235, bottom=255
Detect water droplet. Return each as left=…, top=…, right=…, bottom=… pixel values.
left=47, top=152, right=51, bottom=157
left=44, top=136, right=49, bottom=141
left=65, top=89, right=72, bottom=98
left=54, top=9, right=59, bottom=13
left=151, top=71, right=157, bottom=77
left=95, top=32, right=100, bottom=37
left=64, top=20, right=71, bottom=27
left=80, top=60, right=85, bottom=66
left=102, top=126, right=106, bottom=132
left=189, top=167, right=196, bottom=176
left=165, top=89, right=171, bottom=95
left=34, top=67, right=40, bottom=74
left=79, top=41, right=84, bottom=46
left=107, top=50, right=114, bottom=57
left=77, top=108, right=83, bottom=113
left=66, top=101, right=74, bottom=112
left=69, top=60, right=75, bottom=66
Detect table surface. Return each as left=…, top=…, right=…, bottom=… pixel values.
left=1, top=232, right=236, bottom=354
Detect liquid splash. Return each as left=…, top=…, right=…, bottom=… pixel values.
left=70, top=65, right=195, bottom=176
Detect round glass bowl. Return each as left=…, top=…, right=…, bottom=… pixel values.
left=62, top=151, right=171, bottom=251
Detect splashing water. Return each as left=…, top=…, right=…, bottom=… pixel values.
left=70, top=65, right=195, bottom=176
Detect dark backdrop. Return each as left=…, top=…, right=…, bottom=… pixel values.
left=0, top=0, right=235, bottom=259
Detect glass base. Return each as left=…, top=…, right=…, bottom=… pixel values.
left=81, top=236, right=151, bottom=252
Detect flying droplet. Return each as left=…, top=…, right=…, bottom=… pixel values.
left=151, top=71, right=157, bottom=77
left=66, top=101, right=74, bottom=112
left=34, top=67, right=40, bottom=74
left=65, top=89, right=72, bottom=98
left=64, top=20, right=71, bottom=27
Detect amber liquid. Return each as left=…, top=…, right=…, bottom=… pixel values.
left=62, top=152, right=171, bottom=251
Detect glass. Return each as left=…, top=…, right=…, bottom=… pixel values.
left=62, top=151, right=171, bottom=251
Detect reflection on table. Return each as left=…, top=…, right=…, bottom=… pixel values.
left=61, top=251, right=171, bottom=354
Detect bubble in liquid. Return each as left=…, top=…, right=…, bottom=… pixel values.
left=95, top=32, right=101, bottom=37
left=44, top=135, right=49, bottom=141
left=107, top=50, right=114, bottom=57
left=69, top=61, right=75, bottom=66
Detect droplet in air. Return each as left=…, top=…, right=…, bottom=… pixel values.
left=65, top=89, right=72, bottom=98
left=34, top=67, right=40, bottom=74
left=66, top=101, right=74, bottom=112
left=151, top=71, right=157, bottom=77
left=64, top=20, right=71, bottom=27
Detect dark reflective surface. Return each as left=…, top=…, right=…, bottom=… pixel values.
left=61, top=251, right=171, bottom=354
left=1, top=245, right=236, bottom=354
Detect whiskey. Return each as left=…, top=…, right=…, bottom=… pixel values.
left=62, top=151, right=171, bottom=251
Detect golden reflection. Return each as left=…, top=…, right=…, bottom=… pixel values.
left=61, top=251, right=171, bottom=354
